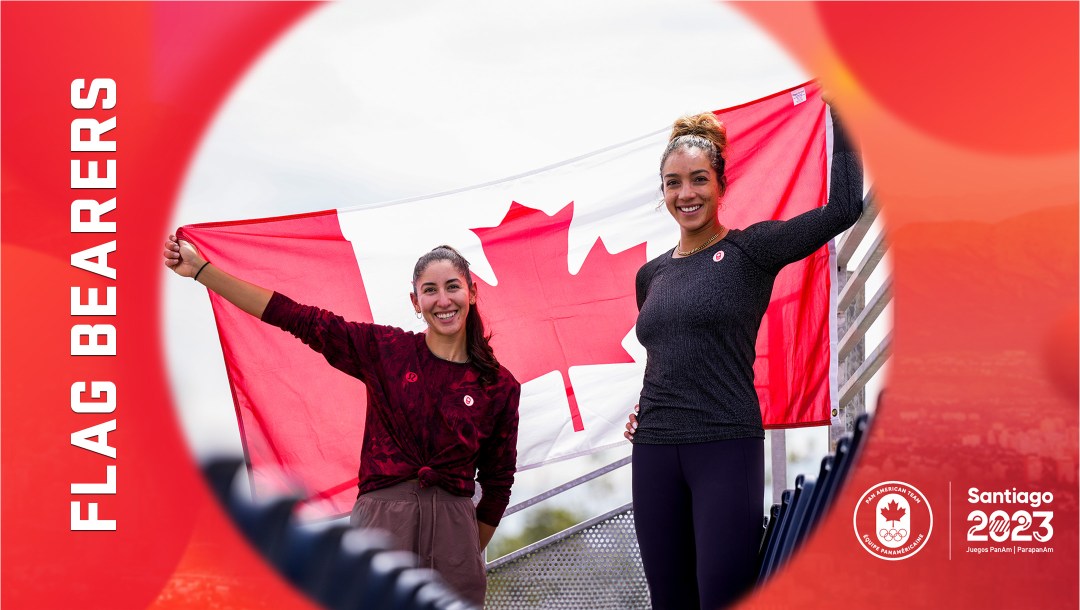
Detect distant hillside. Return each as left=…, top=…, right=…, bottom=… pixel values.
left=890, top=204, right=1077, bottom=352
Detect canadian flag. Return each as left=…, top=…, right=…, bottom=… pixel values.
left=180, top=81, right=839, bottom=518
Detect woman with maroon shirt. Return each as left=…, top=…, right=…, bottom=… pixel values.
left=164, top=240, right=520, bottom=606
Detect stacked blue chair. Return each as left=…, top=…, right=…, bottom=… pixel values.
left=201, top=457, right=473, bottom=610
left=778, top=478, right=817, bottom=564
left=757, top=487, right=794, bottom=584
left=796, top=454, right=833, bottom=549
left=756, top=413, right=873, bottom=584
left=757, top=503, right=781, bottom=571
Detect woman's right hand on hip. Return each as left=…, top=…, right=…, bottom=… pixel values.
left=623, top=404, right=639, bottom=442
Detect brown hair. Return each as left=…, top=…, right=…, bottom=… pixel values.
left=660, top=112, right=729, bottom=196
left=412, top=245, right=500, bottom=386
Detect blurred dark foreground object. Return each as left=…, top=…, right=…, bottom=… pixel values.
left=202, top=458, right=475, bottom=610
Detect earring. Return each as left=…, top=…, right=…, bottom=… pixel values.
left=415, top=311, right=422, bottom=319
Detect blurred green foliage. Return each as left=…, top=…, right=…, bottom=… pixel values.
left=487, top=506, right=583, bottom=560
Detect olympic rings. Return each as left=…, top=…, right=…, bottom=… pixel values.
left=878, top=528, right=909, bottom=542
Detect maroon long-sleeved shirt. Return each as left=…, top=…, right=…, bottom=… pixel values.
left=261, top=292, right=520, bottom=526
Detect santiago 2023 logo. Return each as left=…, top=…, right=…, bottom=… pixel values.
left=853, top=481, right=933, bottom=560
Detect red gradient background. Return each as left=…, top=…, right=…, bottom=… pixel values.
left=2, top=2, right=1076, bottom=608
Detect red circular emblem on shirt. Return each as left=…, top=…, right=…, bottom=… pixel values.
left=405, top=372, right=418, bottom=383
left=463, top=395, right=474, bottom=406
left=712, top=250, right=725, bottom=262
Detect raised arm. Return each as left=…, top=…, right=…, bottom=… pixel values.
left=166, top=234, right=383, bottom=381
left=163, top=234, right=272, bottom=318
left=737, top=108, right=865, bottom=273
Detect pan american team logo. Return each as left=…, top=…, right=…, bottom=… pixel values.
left=853, top=481, right=933, bottom=560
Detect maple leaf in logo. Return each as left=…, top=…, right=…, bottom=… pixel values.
left=880, top=499, right=907, bottom=526
left=471, top=202, right=647, bottom=432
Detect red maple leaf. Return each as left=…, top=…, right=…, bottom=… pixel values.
left=880, top=499, right=906, bottom=526
left=472, top=202, right=647, bottom=432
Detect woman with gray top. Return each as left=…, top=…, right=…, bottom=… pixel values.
left=624, top=105, right=863, bottom=609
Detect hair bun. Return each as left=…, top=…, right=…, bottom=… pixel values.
left=670, top=112, right=728, bottom=156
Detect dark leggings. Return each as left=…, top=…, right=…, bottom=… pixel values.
left=632, top=437, right=764, bottom=610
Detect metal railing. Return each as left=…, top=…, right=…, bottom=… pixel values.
left=833, top=193, right=890, bottom=444
left=486, top=504, right=648, bottom=609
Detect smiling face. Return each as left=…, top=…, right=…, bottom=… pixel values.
left=410, top=259, right=476, bottom=340
left=661, top=146, right=723, bottom=237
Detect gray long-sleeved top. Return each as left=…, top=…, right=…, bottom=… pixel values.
left=633, top=112, right=863, bottom=444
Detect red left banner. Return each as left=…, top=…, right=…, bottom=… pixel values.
left=1, top=3, right=319, bottom=608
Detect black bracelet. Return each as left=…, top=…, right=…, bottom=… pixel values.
left=193, top=261, right=211, bottom=282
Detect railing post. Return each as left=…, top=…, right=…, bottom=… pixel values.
left=832, top=260, right=863, bottom=449
left=770, top=429, right=787, bottom=503
left=831, top=195, right=877, bottom=449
